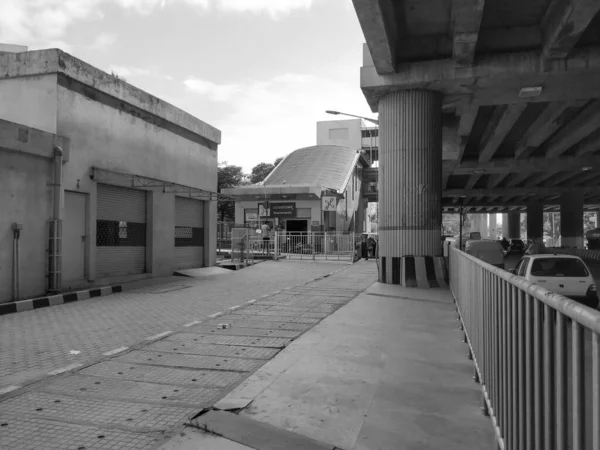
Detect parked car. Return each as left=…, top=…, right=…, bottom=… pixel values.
left=450, top=232, right=481, bottom=251
left=507, top=239, right=525, bottom=254
left=510, top=254, right=599, bottom=309
left=465, top=240, right=505, bottom=269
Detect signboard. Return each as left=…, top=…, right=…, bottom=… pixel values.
left=271, top=202, right=296, bottom=218
left=322, top=196, right=337, bottom=211
left=258, top=203, right=270, bottom=217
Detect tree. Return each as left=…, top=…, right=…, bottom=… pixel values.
left=249, top=162, right=275, bottom=184
left=249, top=157, right=285, bottom=184
left=218, top=162, right=245, bottom=222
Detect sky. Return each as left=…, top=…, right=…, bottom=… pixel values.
left=1, top=0, right=377, bottom=173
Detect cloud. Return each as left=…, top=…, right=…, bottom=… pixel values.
left=183, top=72, right=374, bottom=172
left=215, top=0, right=313, bottom=18
left=0, top=0, right=314, bottom=47
left=108, top=64, right=174, bottom=81
left=184, top=78, right=241, bottom=102
left=90, top=32, right=117, bottom=50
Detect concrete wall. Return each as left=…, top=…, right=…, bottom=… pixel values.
left=316, top=119, right=362, bottom=149
left=0, top=151, right=53, bottom=302
left=0, top=75, right=57, bottom=133
left=56, top=84, right=218, bottom=282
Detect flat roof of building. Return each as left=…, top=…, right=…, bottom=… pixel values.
left=0, top=48, right=220, bottom=145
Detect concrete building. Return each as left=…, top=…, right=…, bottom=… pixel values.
left=317, top=118, right=379, bottom=165
left=0, top=47, right=220, bottom=304
left=222, top=145, right=369, bottom=234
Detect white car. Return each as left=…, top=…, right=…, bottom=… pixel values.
left=511, top=254, right=599, bottom=309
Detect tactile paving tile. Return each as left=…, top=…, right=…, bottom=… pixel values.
left=40, top=374, right=221, bottom=407
left=115, top=351, right=264, bottom=373
left=166, top=333, right=291, bottom=348
left=202, top=319, right=313, bottom=331
left=144, top=341, right=281, bottom=359
left=184, top=326, right=302, bottom=339
left=230, top=309, right=309, bottom=317
left=0, top=416, right=161, bottom=450
left=300, top=312, right=330, bottom=318
left=0, top=392, right=193, bottom=431
left=215, top=314, right=320, bottom=324
left=80, top=361, right=244, bottom=388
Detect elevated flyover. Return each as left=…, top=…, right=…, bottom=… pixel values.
left=353, top=0, right=600, bottom=278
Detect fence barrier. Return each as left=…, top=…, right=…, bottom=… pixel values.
left=223, top=230, right=360, bottom=262
left=450, top=247, right=600, bottom=450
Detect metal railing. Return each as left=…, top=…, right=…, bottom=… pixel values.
left=274, top=232, right=357, bottom=261
left=450, top=247, right=600, bottom=450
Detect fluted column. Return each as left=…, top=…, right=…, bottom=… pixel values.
left=378, top=90, right=442, bottom=281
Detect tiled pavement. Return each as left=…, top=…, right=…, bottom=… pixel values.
left=0, top=260, right=377, bottom=450
left=0, top=261, right=350, bottom=387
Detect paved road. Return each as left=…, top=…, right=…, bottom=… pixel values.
left=0, top=260, right=377, bottom=450
left=0, top=261, right=352, bottom=388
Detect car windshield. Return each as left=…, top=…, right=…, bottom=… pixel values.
left=529, top=258, right=589, bottom=277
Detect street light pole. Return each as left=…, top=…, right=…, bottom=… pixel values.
left=325, top=110, right=379, bottom=125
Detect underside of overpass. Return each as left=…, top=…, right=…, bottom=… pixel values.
left=352, top=0, right=600, bottom=282
left=355, top=0, right=600, bottom=213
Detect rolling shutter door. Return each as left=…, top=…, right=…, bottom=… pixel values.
left=175, top=197, right=205, bottom=269
left=96, top=184, right=147, bottom=277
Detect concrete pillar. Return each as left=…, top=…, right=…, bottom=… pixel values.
left=526, top=200, right=544, bottom=240
left=480, top=214, right=488, bottom=238
left=508, top=212, right=520, bottom=239
left=470, top=214, right=479, bottom=234
left=378, top=90, right=442, bottom=285
left=489, top=214, right=497, bottom=240
left=560, top=191, right=584, bottom=248
left=502, top=213, right=509, bottom=238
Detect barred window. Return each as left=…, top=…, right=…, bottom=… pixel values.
left=175, top=226, right=204, bottom=247
left=97, top=221, right=146, bottom=246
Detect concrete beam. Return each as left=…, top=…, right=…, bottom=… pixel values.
left=447, top=153, right=600, bottom=175
left=360, top=46, right=600, bottom=110
left=353, top=0, right=398, bottom=74
left=514, top=101, right=578, bottom=159
left=457, top=104, right=479, bottom=162
left=451, top=0, right=486, bottom=66
left=478, top=103, right=527, bottom=162
left=544, top=100, right=600, bottom=158
left=542, top=0, right=600, bottom=60
left=574, top=128, right=600, bottom=157
left=464, top=174, right=481, bottom=190
left=445, top=185, right=600, bottom=198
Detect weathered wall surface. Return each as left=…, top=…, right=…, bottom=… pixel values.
left=0, top=75, right=57, bottom=133
left=57, top=84, right=218, bottom=280
left=0, top=152, right=52, bottom=302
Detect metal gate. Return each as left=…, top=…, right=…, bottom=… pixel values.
left=174, top=196, right=205, bottom=269
left=96, top=184, right=147, bottom=277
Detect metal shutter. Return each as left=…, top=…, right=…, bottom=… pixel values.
left=96, top=184, right=147, bottom=278
left=174, top=197, right=205, bottom=269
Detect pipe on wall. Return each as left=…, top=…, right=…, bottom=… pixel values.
left=48, top=146, right=64, bottom=293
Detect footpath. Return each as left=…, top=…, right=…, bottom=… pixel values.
left=164, top=276, right=495, bottom=450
